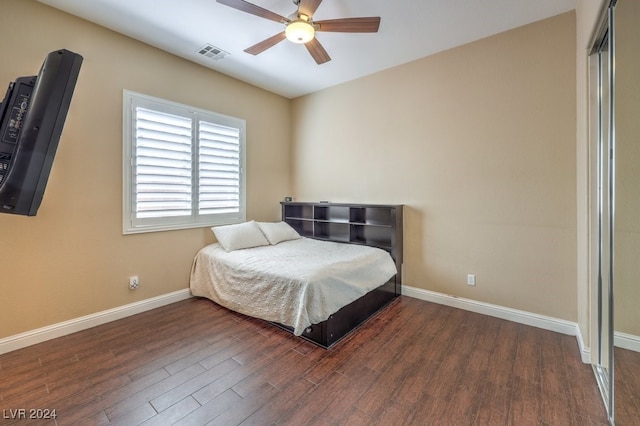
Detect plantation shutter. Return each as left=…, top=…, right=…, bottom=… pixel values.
left=123, top=90, right=246, bottom=234
left=198, top=121, right=241, bottom=216
left=134, top=107, right=193, bottom=219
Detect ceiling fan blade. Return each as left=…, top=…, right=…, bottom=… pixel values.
left=244, top=32, right=287, bottom=55
left=315, top=17, right=381, bottom=33
left=298, top=0, right=322, bottom=18
left=305, top=38, right=331, bottom=64
left=217, top=0, right=288, bottom=23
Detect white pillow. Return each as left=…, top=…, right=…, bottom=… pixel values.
left=211, top=221, right=270, bottom=252
left=257, top=221, right=302, bottom=245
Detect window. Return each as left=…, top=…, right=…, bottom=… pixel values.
left=123, top=91, right=246, bottom=234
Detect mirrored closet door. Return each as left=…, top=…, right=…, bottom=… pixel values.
left=590, top=0, right=640, bottom=424
left=589, top=2, right=613, bottom=420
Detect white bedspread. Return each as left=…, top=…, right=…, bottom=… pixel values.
left=189, top=238, right=397, bottom=335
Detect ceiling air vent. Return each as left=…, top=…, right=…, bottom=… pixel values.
left=197, top=44, right=229, bottom=61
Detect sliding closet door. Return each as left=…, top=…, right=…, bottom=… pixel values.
left=589, top=3, right=614, bottom=421
left=590, top=2, right=640, bottom=423
left=612, top=0, right=640, bottom=423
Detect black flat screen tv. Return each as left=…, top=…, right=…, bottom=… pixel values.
left=0, top=49, right=83, bottom=216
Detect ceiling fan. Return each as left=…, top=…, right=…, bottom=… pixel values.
left=217, top=0, right=381, bottom=64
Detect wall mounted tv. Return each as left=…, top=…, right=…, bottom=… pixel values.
left=0, top=49, right=83, bottom=216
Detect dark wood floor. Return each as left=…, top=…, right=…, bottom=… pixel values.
left=616, top=347, right=640, bottom=425
left=0, top=296, right=610, bottom=425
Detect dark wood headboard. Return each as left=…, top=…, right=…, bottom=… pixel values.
left=281, top=202, right=403, bottom=290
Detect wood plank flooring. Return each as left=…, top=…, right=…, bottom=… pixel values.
left=615, top=347, right=640, bottom=425
left=0, top=296, right=610, bottom=425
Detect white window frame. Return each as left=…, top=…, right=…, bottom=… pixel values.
left=123, top=90, right=246, bottom=234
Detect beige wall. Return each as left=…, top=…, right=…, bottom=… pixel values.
left=1, top=1, right=601, bottom=347
left=291, top=12, right=577, bottom=321
left=0, top=0, right=291, bottom=338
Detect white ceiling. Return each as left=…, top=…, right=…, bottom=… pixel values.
left=37, top=0, right=576, bottom=99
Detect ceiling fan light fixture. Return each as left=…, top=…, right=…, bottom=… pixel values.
left=285, top=19, right=315, bottom=44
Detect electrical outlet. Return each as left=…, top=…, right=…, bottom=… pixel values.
left=467, top=274, right=476, bottom=286
left=129, top=276, right=139, bottom=290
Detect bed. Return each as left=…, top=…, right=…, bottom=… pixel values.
left=190, top=203, right=403, bottom=348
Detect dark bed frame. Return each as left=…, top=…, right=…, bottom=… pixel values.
left=277, top=202, right=403, bottom=348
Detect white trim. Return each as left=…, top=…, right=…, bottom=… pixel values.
left=0, top=289, right=192, bottom=355
left=2, top=285, right=606, bottom=360
left=615, top=331, right=640, bottom=352
left=402, top=285, right=592, bottom=362
left=577, top=325, right=592, bottom=363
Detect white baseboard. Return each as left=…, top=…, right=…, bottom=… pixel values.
left=2, top=285, right=606, bottom=361
left=402, top=285, right=591, bottom=363
left=0, top=289, right=192, bottom=355
left=577, top=326, right=592, bottom=363
left=615, top=331, right=640, bottom=353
